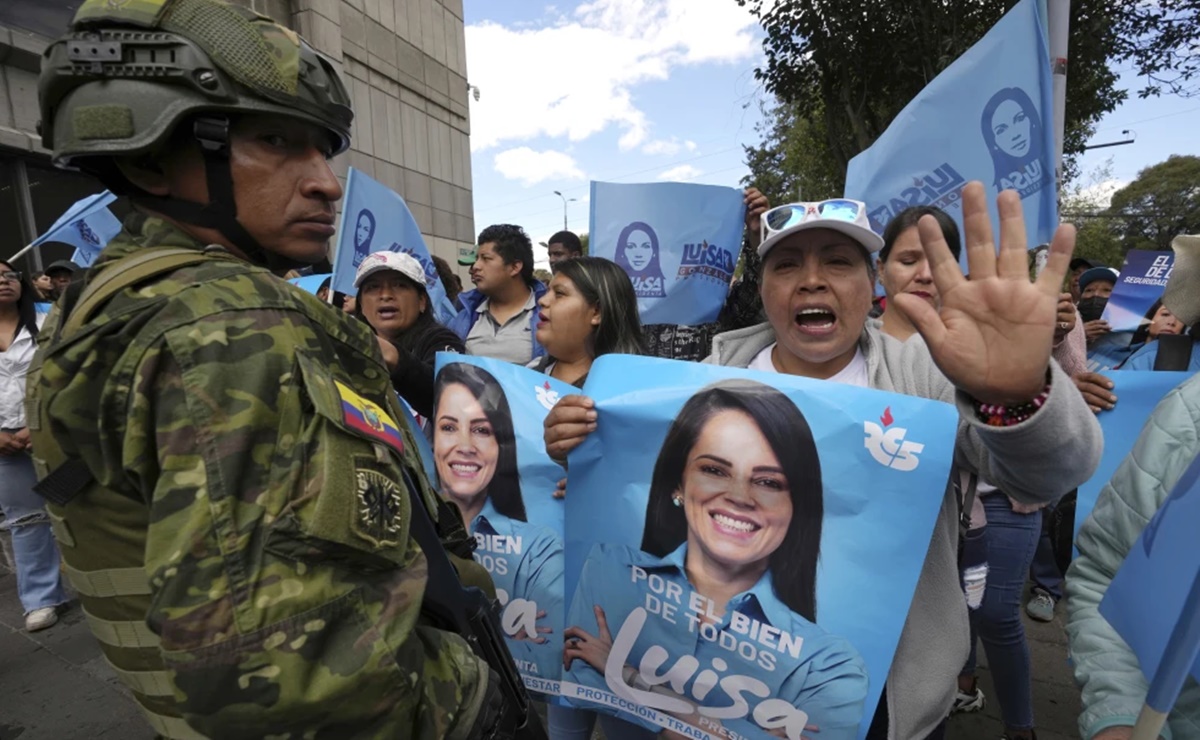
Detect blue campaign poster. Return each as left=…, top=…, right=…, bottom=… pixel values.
left=589, top=181, right=747, bottom=325
left=562, top=355, right=959, bottom=740
left=1099, top=449, right=1200, bottom=687
left=1100, top=250, right=1174, bottom=333
left=331, top=168, right=456, bottom=322
left=432, top=354, right=575, bottom=696
left=1073, top=371, right=1193, bottom=550
left=844, top=0, right=1057, bottom=267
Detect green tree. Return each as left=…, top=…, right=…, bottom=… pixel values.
left=1059, top=161, right=1125, bottom=267
left=579, top=232, right=589, bottom=256
left=738, top=0, right=1126, bottom=190
left=1106, top=155, right=1200, bottom=251
left=742, top=100, right=842, bottom=205
left=1113, top=0, right=1200, bottom=98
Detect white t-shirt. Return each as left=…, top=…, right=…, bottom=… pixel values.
left=747, top=342, right=870, bottom=388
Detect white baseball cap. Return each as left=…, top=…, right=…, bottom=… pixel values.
left=758, top=199, right=885, bottom=258
left=354, top=251, right=426, bottom=290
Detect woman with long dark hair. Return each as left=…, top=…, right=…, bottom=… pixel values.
left=354, top=251, right=464, bottom=418
left=432, top=362, right=563, bottom=678
left=980, top=87, right=1049, bottom=195
left=0, top=260, right=68, bottom=632
left=613, top=221, right=667, bottom=298
left=561, top=380, right=868, bottom=740
left=532, top=256, right=644, bottom=387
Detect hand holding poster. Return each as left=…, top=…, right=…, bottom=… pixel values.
left=332, top=168, right=456, bottom=322
left=433, top=354, right=574, bottom=696
left=1100, top=250, right=1176, bottom=333
left=562, top=355, right=959, bottom=739
left=589, top=181, right=747, bottom=325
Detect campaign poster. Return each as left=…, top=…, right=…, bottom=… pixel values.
left=1073, top=371, right=1193, bottom=552
left=331, top=167, right=457, bottom=323
left=844, top=0, right=1057, bottom=269
left=562, top=355, right=959, bottom=739
left=432, top=353, right=574, bottom=696
left=589, top=181, right=747, bottom=326
left=1099, top=250, right=1175, bottom=332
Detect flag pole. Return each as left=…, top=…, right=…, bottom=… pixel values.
left=1047, top=0, right=1071, bottom=187
left=1130, top=564, right=1200, bottom=740
left=6, top=242, right=37, bottom=264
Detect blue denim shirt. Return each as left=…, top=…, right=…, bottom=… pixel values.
left=471, top=499, right=563, bottom=690
left=564, top=542, right=869, bottom=739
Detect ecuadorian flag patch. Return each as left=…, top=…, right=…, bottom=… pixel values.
left=335, top=381, right=406, bottom=454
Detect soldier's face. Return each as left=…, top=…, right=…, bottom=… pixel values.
left=160, top=115, right=343, bottom=265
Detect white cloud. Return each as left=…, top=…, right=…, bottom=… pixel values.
left=465, top=1, right=759, bottom=153
left=641, top=137, right=699, bottom=156
left=493, top=147, right=586, bottom=186
left=657, top=164, right=702, bottom=181
left=1078, top=178, right=1127, bottom=209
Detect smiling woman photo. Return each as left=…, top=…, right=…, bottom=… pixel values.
left=353, top=251, right=463, bottom=418
left=432, top=362, right=564, bottom=680
left=563, top=380, right=868, bottom=740
left=613, top=220, right=667, bottom=298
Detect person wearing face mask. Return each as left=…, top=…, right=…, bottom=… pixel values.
left=1077, top=266, right=1119, bottom=344
left=1066, top=232, right=1200, bottom=740
left=353, top=251, right=465, bottom=419
left=546, top=182, right=1102, bottom=740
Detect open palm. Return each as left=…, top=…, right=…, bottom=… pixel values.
left=894, top=182, right=1077, bottom=405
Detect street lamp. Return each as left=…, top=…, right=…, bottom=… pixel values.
left=553, top=190, right=577, bottom=230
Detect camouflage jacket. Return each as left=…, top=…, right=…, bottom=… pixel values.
left=27, top=215, right=490, bottom=739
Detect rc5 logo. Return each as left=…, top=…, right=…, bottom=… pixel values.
left=864, top=406, right=925, bottom=472
left=535, top=381, right=560, bottom=410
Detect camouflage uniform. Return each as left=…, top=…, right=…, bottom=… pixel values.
left=28, top=0, right=500, bottom=737
left=28, top=216, right=495, bottom=738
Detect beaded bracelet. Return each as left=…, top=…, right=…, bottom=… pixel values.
left=974, top=381, right=1052, bottom=427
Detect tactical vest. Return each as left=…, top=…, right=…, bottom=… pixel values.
left=27, top=249, right=217, bottom=739
left=26, top=248, right=490, bottom=739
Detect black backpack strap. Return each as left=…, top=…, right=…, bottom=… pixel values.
left=1154, top=334, right=1195, bottom=371
left=953, top=465, right=979, bottom=538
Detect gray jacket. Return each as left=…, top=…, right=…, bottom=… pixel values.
left=706, top=320, right=1102, bottom=739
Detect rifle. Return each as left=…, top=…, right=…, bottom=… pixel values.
left=400, top=468, right=549, bottom=740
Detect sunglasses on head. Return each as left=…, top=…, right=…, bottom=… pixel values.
left=760, top=199, right=868, bottom=244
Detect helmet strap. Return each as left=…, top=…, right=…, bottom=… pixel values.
left=138, top=116, right=309, bottom=273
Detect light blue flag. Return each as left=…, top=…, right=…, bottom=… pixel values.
left=589, top=181, right=746, bottom=325
left=331, top=168, right=456, bottom=322
left=1073, top=371, right=1193, bottom=553
left=33, top=191, right=123, bottom=268
left=433, top=353, right=575, bottom=697
left=563, top=355, right=959, bottom=739
left=1099, top=451, right=1200, bottom=711
left=844, top=0, right=1058, bottom=260
left=287, top=273, right=332, bottom=296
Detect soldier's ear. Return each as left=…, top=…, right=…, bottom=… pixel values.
left=115, top=155, right=171, bottom=197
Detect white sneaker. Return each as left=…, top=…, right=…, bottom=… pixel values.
left=952, top=686, right=986, bottom=714
left=25, top=606, right=58, bottom=632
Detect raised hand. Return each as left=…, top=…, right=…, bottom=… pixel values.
left=744, top=187, right=771, bottom=243
left=894, top=182, right=1077, bottom=406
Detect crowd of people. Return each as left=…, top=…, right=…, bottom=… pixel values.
left=1, top=1, right=1197, bottom=739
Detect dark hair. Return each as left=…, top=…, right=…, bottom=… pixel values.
left=431, top=254, right=462, bottom=305
left=552, top=257, right=645, bottom=362
left=433, top=363, right=526, bottom=522
left=613, top=221, right=663, bottom=276
left=1131, top=298, right=1172, bottom=346
left=478, top=224, right=535, bottom=287
left=640, top=380, right=823, bottom=621
left=0, top=260, right=40, bottom=344
left=980, top=87, right=1045, bottom=190
left=548, top=230, right=583, bottom=255
left=353, top=269, right=439, bottom=353
left=354, top=209, right=376, bottom=249
left=879, top=206, right=962, bottom=263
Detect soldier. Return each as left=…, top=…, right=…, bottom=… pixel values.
left=27, top=1, right=511, bottom=737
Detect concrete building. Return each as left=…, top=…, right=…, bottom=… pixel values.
left=0, top=0, right=475, bottom=273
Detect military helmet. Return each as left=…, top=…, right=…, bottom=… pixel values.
left=39, top=0, right=353, bottom=171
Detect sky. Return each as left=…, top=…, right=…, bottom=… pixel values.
left=462, top=0, right=1200, bottom=270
